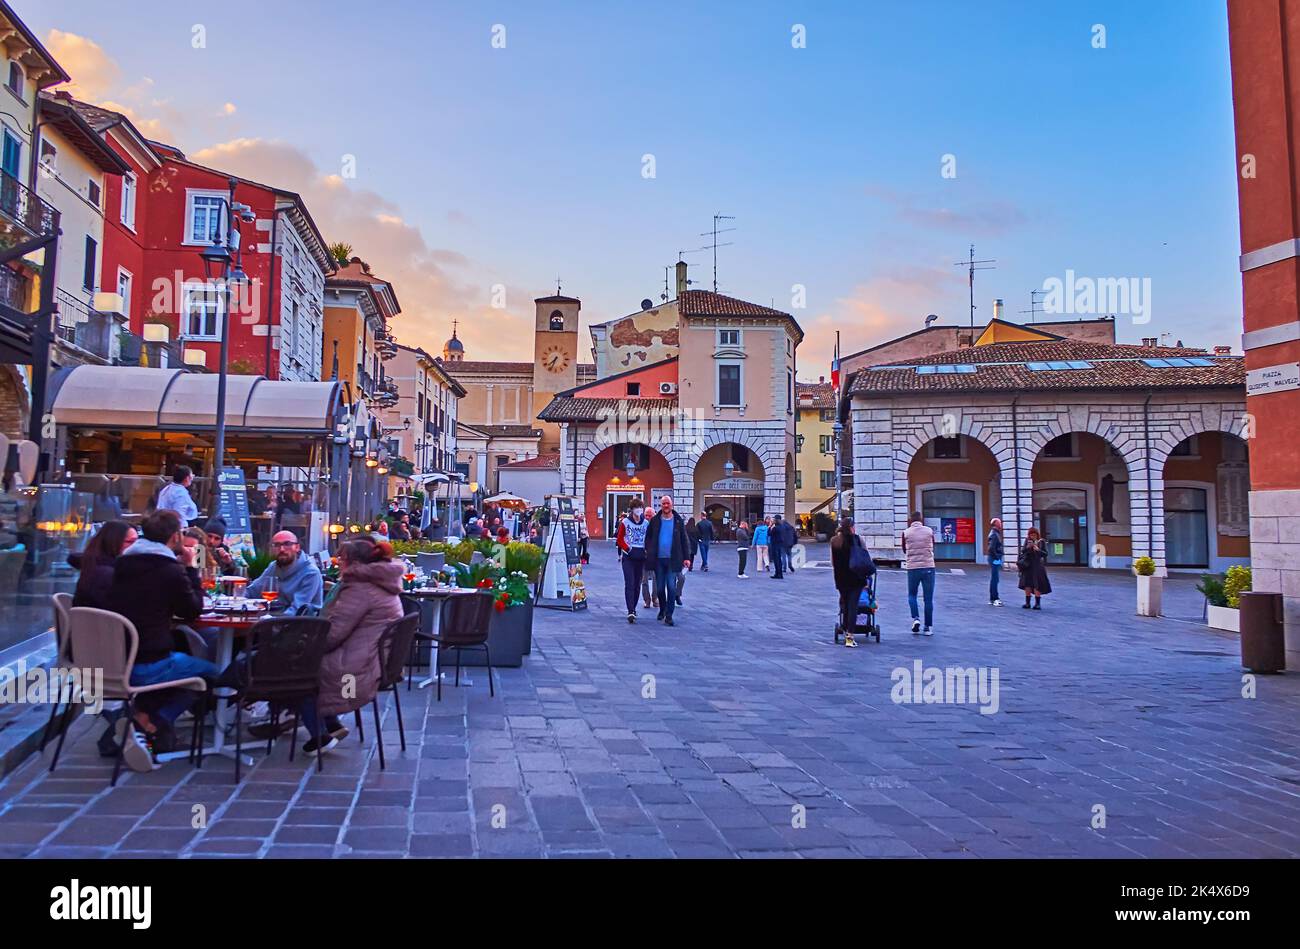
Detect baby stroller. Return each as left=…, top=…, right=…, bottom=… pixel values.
left=834, top=573, right=881, bottom=644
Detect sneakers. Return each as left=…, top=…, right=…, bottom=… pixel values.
left=115, top=717, right=157, bottom=772
left=627, top=612, right=637, bottom=624
left=97, top=724, right=121, bottom=758
left=675, top=597, right=683, bottom=607
left=990, top=599, right=1003, bottom=607
left=664, top=618, right=675, bottom=627
left=844, top=633, right=858, bottom=648
left=923, top=627, right=934, bottom=637
left=737, top=573, right=747, bottom=579
left=911, top=619, right=921, bottom=634
left=303, top=735, right=339, bottom=756
left=328, top=724, right=350, bottom=741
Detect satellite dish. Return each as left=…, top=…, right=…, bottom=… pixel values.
left=640, top=298, right=654, bottom=311
left=924, top=314, right=939, bottom=326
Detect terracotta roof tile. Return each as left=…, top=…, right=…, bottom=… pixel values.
left=537, top=396, right=678, bottom=422
left=677, top=289, right=790, bottom=318
left=796, top=381, right=835, bottom=408
left=499, top=453, right=561, bottom=469
left=849, top=340, right=1244, bottom=396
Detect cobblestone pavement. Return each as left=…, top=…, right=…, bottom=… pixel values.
left=1, top=542, right=1298, bottom=859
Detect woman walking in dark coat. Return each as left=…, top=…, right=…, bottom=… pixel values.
left=1017, top=527, right=1052, bottom=609
left=830, top=518, right=875, bottom=647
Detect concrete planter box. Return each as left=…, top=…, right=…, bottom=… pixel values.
left=1207, top=604, right=1240, bottom=633
left=450, top=598, right=533, bottom=668
left=1136, top=575, right=1163, bottom=617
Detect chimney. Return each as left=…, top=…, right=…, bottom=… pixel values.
left=1214, top=345, right=1232, bottom=356
left=819, top=375, right=825, bottom=383
left=992, top=299, right=1004, bottom=321
left=675, top=260, right=689, bottom=298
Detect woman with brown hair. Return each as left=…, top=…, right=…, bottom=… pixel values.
left=1017, top=527, right=1052, bottom=610
left=69, top=520, right=137, bottom=609
left=305, top=536, right=403, bottom=754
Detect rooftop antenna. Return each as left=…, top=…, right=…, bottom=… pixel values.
left=953, top=244, right=996, bottom=328
left=700, top=214, right=735, bottom=293
left=555, top=276, right=562, bottom=297
left=1019, top=289, right=1046, bottom=324
left=663, top=247, right=704, bottom=301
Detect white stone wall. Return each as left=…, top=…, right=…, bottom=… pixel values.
left=567, top=419, right=790, bottom=522
left=850, top=391, right=1248, bottom=571
left=1247, top=488, right=1300, bottom=670
left=274, top=224, right=326, bottom=382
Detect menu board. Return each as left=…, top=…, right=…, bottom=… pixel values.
left=216, top=467, right=255, bottom=556
left=558, top=514, right=586, bottom=609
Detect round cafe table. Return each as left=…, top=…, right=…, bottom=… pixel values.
left=155, top=597, right=267, bottom=765
left=403, top=586, right=480, bottom=689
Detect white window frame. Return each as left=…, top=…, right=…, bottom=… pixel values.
left=6, top=61, right=24, bottom=101
left=116, top=267, right=133, bottom=319
left=184, top=189, right=227, bottom=246
left=928, top=435, right=967, bottom=461
left=717, top=328, right=741, bottom=348
left=87, top=178, right=101, bottom=209
left=120, top=172, right=137, bottom=230
left=716, top=360, right=743, bottom=408
left=182, top=281, right=225, bottom=340
left=38, top=136, right=56, bottom=178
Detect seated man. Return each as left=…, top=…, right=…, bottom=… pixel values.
left=202, top=516, right=237, bottom=575
left=246, top=530, right=323, bottom=615
left=107, top=510, right=219, bottom=770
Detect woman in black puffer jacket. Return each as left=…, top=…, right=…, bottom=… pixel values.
left=70, top=520, right=137, bottom=609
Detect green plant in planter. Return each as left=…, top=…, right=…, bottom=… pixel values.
left=241, top=548, right=274, bottom=580
left=454, top=561, right=499, bottom=590
left=505, top=541, right=544, bottom=581
left=1133, top=556, right=1157, bottom=576
left=1223, top=565, right=1252, bottom=608
left=1197, top=573, right=1228, bottom=608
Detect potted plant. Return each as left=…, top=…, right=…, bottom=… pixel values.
left=1202, top=565, right=1251, bottom=633
left=449, top=564, right=532, bottom=668
left=1133, top=555, right=1161, bottom=617
left=812, top=511, right=834, bottom=542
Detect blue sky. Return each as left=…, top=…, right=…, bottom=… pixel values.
left=24, top=0, right=1241, bottom=373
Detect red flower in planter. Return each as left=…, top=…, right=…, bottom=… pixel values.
left=494, top=598, right=506, bottom=612
left=477, top=578, right=494, bottom=589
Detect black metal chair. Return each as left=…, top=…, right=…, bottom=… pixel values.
left=369, top=612, right=422, bottom=769
left=403, top=594, right=433, bottom=690
left=229, top=616, right=332, bottom=782
left=429, top=592, right=496, bottom=701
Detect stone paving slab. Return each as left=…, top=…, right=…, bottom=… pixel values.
left=0, top=542, right=1297, bottom=858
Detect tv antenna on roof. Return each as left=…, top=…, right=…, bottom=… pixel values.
left=1019, top=289, right=1046, bottom=324
left=953, top=244, right=996, bottom=328
left=700, top=214, right=735, bottom=293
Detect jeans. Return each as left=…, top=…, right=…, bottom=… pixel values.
left=300, top=699, right=342, bottom=740
left=699, top=541, right=710, bottom=568
left=130, top=652, right=220, bottom=725
left=771, top=545, right=785, bottom=578
left=737, top=548, right=748, bottom=576
left=654, top=558, right=681, bottom=620
left=989, top=560, right=1001, bottom=602
left=907, top=567, right=936, bottom=628
left=621, top=555, right=645, bottom=613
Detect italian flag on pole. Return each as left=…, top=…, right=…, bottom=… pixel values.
left=830, top=332, right=841, bottom=391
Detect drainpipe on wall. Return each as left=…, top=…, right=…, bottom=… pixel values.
left=263, top=209, right=282, bottom=377
left=1143, top=394, right=1154, bottom=561
left=1011, top=396, right=1022, bottom=547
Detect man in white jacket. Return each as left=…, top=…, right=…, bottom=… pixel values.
left=156, top=465, right=199, bottom=528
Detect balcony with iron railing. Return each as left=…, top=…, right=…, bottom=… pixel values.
left=0, top=171, right=59, bottom=259
left=0, top=263, right=32, bottom=312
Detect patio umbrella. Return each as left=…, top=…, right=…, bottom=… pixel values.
left=484, top=492, right=529, bottom=510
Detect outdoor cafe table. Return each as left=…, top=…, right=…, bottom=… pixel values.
left=155, top=597, right=267, bottom=765
left=403, top=586, right=480, bottom=689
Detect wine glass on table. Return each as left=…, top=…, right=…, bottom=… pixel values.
left=259, top=573, right=278, bottom=609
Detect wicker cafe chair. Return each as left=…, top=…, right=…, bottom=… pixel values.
left=52, top=607, right=209, bottom=787
left=39, top=593, right=75, bottom=752
left=368, top=611, right=421, bottom=769
left=429, top=591, right=496, bottom=701
left=229, top=616, right=332, bottom=782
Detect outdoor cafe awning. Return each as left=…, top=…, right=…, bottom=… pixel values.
left=49, top=365, right=342, bottom=433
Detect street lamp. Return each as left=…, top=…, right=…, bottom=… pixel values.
left=625, top=460, right=636, bottom=479
left=198, top=177, right=252, bottom=492
left=723, top=459, right=735, bottom=479
left=832, top=419, right=845, bottom=520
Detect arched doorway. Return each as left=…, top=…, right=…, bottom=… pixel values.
left=583, top=442, right=672, bottom=539
left=907, top=433, right=1000, bottom=562
left=1029, top=431, right=1132, bottom=567
left=693, top=442, right=765, bottom=540
left=1161, top=431, right=1250, bottom=571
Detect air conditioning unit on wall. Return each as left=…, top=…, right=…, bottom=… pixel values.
left=659, top=382, right=678, bottom=395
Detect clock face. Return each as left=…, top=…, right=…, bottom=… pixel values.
left=540, top=345, right=571, bottom=373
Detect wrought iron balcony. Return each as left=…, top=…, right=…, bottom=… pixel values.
left=0, top=171, right=59, bottom=261
left=0, top=263, right=32, bottom=312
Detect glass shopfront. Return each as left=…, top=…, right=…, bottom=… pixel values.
left=921, top=487, right=977, bottom=561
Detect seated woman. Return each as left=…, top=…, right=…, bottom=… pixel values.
left=256, top=537, right=404, bottom=754
left=70, top=520, right=137, bottom=609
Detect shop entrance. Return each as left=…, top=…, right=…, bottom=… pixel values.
left=700, top=494, right=763, bottom=541
left=604, top=489, right=645, bottom=537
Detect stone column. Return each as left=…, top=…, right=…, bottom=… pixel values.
left=851, top=401, right=899, bottom=558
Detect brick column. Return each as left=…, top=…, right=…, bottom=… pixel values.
left=1228, top=1, right=1300, bottom=668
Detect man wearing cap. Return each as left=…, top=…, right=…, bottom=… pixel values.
left=642, top=494, right=690, bottom=627
left=203, top=516, right=236, bottom=574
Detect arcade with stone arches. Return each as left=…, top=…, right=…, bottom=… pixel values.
left=563, top=421, right=793, bottom=539
left=853, top=396, right=1251, bottom=573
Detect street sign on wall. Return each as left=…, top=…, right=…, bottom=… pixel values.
left=1246, top=362, right=1300, bottom=396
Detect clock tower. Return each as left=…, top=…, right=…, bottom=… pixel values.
left=532, top=292, right=580, bottom=451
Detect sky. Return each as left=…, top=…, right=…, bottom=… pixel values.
left=22, top=0, right=1243, bottom=377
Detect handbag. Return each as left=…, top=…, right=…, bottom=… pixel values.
left=848, top=538, right=874, bottom=579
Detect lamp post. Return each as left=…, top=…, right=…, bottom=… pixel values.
left=832, top=419, right=845, bottom=522
left=198, top=177, right=252, bottom=486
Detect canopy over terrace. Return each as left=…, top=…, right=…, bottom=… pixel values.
left=47, top=366, right=346, bottom=533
